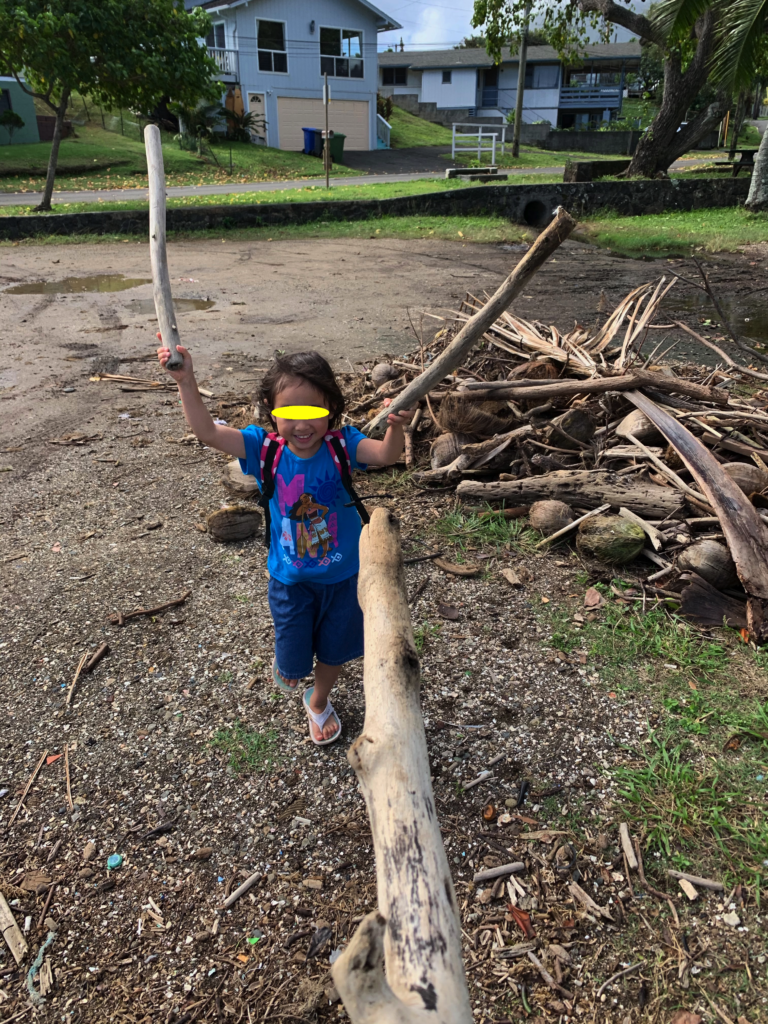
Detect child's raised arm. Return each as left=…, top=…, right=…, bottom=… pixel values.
left=157, top=339, right=245, bottom=459
left=356, top=399, right=416, bottom=467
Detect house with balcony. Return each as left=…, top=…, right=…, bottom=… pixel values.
left=186, top=0, right=401, bottom=150
left=378, top=42, right=641, bottom=129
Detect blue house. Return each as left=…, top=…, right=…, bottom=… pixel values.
left=378, top=42, right=641, bottom=129
left=0, top=76, right=40, bottom=144
left=186, top=0, right=401, bottom=150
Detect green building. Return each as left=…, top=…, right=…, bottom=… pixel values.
left=0, top=76, right=40, bottom=144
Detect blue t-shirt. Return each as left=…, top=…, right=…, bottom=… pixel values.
left=239, top=425, right=368, bottom=585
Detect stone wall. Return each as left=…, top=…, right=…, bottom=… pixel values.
left=538, top=130, right=642, bottom=155
left=0, top=177, right=749, bottom=241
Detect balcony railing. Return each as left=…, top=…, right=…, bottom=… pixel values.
left=209, top=48, right=239, bottom=79
left=559, top=85, right=621, bottom=108
left=481, top=87, right=499, bottom=107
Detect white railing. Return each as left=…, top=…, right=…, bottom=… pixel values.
left=377, top=113, right=391, bottom=149
left=208, top=48, right=239, bottom=78
left=451, top=123, right=506, bottom=162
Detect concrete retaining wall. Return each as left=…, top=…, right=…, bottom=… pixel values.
left=0, top=177, right=749, bottom=240
left=538, top=130, right=642, bottom=155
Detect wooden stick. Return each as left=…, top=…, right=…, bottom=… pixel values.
left=144, top=124, right=183, bottom=371
left=0, top=893, right=28, bottom=965
left=66, top=653, right=89, bottom=707
left=364, top=208, right=576, bottom=435
left=403, top=406, right=422, bottom=468
left=332, top=508, right=472, bottom=1023
left=472, top=862, right=526, bottom=884
left=37, top=883, right=57, bottom=933
left=452, top=369, right=728, bottom=407
left=618, top=823, right=638, bottom=872
left=109, top=590, right=191, bottom=625
left=219, top=868, right=261, bottom=911
left=633, top=838, right=679, bottom=927
left=83, top=642, right=110, bottom=674
left=64, top=743, right=73, bottom=813
left=666, top=869, right=724, bottom=892
left=618, top=507, right=663, bottom=552
left=624, top=431, right=710, bottom=506
left=9, top=749, right=48, bottom=827
left=596, top=962, right=641, bottom=999
left=535, top=503, right=610, bottom=549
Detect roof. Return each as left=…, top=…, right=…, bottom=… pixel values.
left=198, top=0, right=401, bottom=31
left=378, top=41, right=641, bottom=69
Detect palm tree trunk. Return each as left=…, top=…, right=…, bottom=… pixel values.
left=746, top=122, right=768, bottom=211
left=35, top=89, right=71, bottom=213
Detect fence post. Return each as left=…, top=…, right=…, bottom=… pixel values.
left=452, top=123, right=456, bottom=159
left=491, top=133, right=496, bottom=166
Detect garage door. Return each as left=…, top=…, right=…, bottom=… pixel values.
left=277, top=97, right=370, bottom=151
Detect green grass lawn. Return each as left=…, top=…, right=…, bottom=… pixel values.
left=0, top=122, right=358, bottom=194
left=0, top=173, right=567, bottom=216
left=388, top=106, right=454, bottom=148
left=576, top=206, right=768, bottom=255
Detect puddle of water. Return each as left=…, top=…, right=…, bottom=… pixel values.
left=661, top=290, right=768, bottom=346
left=5, top=274, right=151, bottom=295
left=125, top=298, right=215, bottom=314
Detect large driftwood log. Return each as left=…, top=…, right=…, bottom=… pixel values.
left=628, top=392, right=768, bottom=600
left=453, top=370, right=728, bottom=407
left=332, top=509, right=472, bottom=1024
left=457, top=470, right=684, bottom=518
left=364, top=207, right=576, bottom=436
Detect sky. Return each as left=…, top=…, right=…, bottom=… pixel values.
left=376, top=0, right=643, bottom=51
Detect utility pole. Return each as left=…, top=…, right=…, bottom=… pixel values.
left=324, top=72, right=331, bottom=189
left=512, top=1, right=531, bottom=159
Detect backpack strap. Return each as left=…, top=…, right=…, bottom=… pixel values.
left=258, top=433, right=285, bottom=548
left=325, top=431, right=370, bottom=526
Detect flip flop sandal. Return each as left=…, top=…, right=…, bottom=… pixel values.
left=272, top=656, right=301, bottom=695
left=303, top=687, right=342, bottom=746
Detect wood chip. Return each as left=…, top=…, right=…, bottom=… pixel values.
left=568, top=881, right=613, bottom=921
left=433, top=558, right=480, bottom=577
left=678, top=878, right=699, bottom=901
left=0, top=893, right=29, bottom=964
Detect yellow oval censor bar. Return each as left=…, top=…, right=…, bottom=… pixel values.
left=271, top=405, right=329, bottom=420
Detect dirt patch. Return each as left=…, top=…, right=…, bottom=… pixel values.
left=1, top=238, right=766, bottom=1023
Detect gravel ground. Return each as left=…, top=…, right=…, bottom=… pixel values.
left=2, top=238, right=766, bottom=1023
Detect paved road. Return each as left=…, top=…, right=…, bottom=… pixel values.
left=0, top=154, right=713, bottom=209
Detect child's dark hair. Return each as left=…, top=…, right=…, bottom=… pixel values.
left=259, top=351, right=345, bottom=428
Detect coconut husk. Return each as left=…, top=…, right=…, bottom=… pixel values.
left=371, top=362, right=400, bottom=389
left=438, top=394, right=514, bottom=438
left=615, top=409, right=663, bottom=443
left=678, top=539, right=739, bottom=590
left=507, top=359, right=559, bottom=381
left=576, top=515, right=645, bottom=564
left=207, top=506, right=262, bottom=543
left=722, top=462, right=768, bottom=496
left=529, top=500, right=574, bottom=534
left=430, top=432, right=473, bottom=470
left=545, top=408, right=595, bottom=450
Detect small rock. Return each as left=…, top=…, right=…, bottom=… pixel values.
left=83, top=841, right=97, bottom=862
left=302, top=878, right=323, bottom=890
left=189, top=847, right=213, bottom=860
left=78, top=867, right=94, bottom=879
left=722, top=911, right=741, bottom=927
left=194, top=931, right=212, bottom=942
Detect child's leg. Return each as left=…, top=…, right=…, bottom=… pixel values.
left=307, top=574, right=364, bottom=741
left=308, top=662, right=342, bottom=741
left=267, top=579, right=315, bottom=689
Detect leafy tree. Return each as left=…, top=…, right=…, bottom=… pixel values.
left=0, top=0, right=220, bottom=210
left=472, top=0, right=732, bottom=175
left=0, top=108, right=24, bottom=143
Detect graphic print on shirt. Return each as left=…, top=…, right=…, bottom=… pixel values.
left=277, top=470, right=341, bottom=567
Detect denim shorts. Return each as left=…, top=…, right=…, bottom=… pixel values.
left=268, top=574, right=364, bottom=679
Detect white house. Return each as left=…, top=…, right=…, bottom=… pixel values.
left=379, top=43, right=641, bottom=128
left=186, top=0, right=401, bottom=151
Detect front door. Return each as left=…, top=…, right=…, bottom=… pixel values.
left=247, top=92, right=267, bottom=145
left=482, top=67, right=499, bottom=107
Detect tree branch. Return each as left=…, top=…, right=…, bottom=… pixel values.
left=577, top=0, right=665, bottom=46
left=8, top=68, right=57, bottom=112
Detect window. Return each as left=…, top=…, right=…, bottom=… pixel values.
left=320, top=27, right=363, bottom=78
left=532, top=64, right=559, bottom=89
left=0, top=89, right=11, bottom=114
left=258, top=20, right=287, bottom=73
left=382, top=67, right=407, bottom=86
left=442, top=70, right=452, bottom=84
left=205, top=22, right=225, bottom=49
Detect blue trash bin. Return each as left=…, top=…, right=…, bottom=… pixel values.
left=302, top=127, right=323, bottom=155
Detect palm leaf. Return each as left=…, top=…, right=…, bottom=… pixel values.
left=710, top=0, right=768, bottom=87
left=652, top=0, right=714, bottom=37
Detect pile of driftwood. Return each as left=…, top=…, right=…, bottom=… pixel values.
left=361, top=209, right=768, bottom=642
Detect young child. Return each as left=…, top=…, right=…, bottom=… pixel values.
left=157, top=341, right=414, bottom=745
